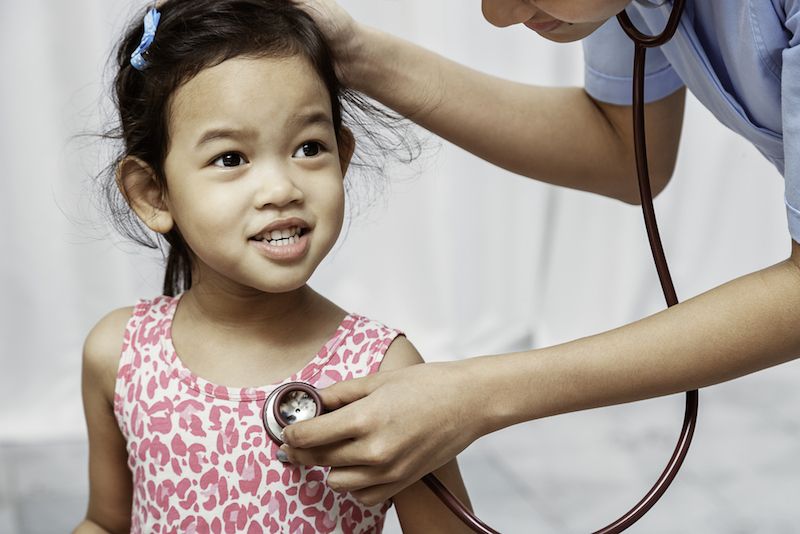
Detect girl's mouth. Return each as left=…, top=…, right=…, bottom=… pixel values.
left=250, top=226, right=306, bottom=247
left=249, top=226, right=311, bottom=261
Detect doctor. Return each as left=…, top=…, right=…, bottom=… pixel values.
left=280, top=0, right=800, bottom=506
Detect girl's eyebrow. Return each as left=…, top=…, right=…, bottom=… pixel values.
left=195, top=112, right=333, bottom=148
left=286, top=110, right=334, bottom=130
left=196, top=127, right=259, bottom=147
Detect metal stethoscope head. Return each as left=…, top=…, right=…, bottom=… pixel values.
left=265, top=3, right=695, bottom=533
left=263, top=382, right=324, bottom=446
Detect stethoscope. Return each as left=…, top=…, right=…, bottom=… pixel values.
left=263, top=1, right=697, bottom=532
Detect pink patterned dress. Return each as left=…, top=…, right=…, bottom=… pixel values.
left=113, top=295, right=398, bottom=534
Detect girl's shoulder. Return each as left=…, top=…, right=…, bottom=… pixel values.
left=377, top=335, right=424, bottom=372
left=83, top=296, right=177, bottom=400
left=83, top=306, right=136, bottom=403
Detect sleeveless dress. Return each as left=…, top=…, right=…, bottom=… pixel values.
left=113, top=295, right=399, bottom=534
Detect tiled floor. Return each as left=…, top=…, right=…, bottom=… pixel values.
left=3, top=362, right=800, bottom=533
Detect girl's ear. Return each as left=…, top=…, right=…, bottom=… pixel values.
left=337, top=127, right=356, bottom=175
left=116, top=156, right=174, bottom=234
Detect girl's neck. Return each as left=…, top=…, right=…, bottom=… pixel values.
left=170, top=283, right=347, bottom=388
left=178, top=283, right=321, bottom=334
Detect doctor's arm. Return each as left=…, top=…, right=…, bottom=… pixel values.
left=298, top=0, right=685, bottom=203
left=282, top=240, right=800, bottom=505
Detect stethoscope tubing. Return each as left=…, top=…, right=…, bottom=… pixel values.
left=594, top=3, right=698, bottom=533
left=422, top=474, right=501, bottom=534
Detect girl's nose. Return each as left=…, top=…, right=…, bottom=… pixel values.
left=254, top=169, right=305, bottom=209
left=481, top=0, right=537, bottom=27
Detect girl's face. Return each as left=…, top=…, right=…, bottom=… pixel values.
left=160, top=55, right=350, bottom=294
left=481, top=0, right=631, bottom=42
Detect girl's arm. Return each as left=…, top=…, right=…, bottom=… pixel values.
left=73, top=308, right=134, bottom=534
left=378, top=337, right=474, bottom=534
left=299, top=0, right=685, bottom=203
left=282, top=240, right=800, bottom=505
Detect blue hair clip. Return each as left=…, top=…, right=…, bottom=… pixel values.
left=131, top=6, right=161, bottom=71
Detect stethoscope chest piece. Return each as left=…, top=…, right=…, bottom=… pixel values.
left=263, top=381, right=324, bottom=446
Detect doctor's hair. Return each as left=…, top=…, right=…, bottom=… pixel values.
left=99, top=0, right=419, bottom=297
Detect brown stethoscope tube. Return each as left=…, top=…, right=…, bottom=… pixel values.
left=268, top=3, right=697, bottom=532
left=596, top=2, right=698, bottom=532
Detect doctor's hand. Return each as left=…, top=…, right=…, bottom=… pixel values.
left=295, top=0, right=362, bottom=85
left=280, top=360, right=489, bottom=506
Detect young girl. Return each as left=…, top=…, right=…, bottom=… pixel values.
left=74, top=1, right=471, bottom=532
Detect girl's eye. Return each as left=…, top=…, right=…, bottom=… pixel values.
left=293, top=142, right=323, bottom=159
left=212, top=153, right=247, bottom=168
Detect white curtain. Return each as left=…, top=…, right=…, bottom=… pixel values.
left=0, top=0, right=791, bottom=456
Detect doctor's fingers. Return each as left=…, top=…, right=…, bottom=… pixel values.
left=294, top=0, right=356, bottom=47
left=330, top=464, right=420, bottom=506
left=317, top=373, right=386, bottom=412
left=345, top=475, right=415, bottom=507
left=281, top=428, right=406, bottom=470
left=293, top=0, right=360, bottom=83
left=281, top=413, right=358, bottom=451
left=282, top=393, right=381, bottom=449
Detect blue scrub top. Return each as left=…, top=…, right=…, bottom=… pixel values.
left=582, top=0, right=800, bottom=244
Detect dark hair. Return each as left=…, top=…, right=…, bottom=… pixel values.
left=102, top=0, right=416, bottom=296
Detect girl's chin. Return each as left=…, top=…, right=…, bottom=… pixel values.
left=243, top=278, right=310, bottom=295
left=192, top=273, right=311, bottom=296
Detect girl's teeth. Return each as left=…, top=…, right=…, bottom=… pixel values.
left=267, top=227, right=299, bottom=241
left=265, top=235, right=299, bottom=246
